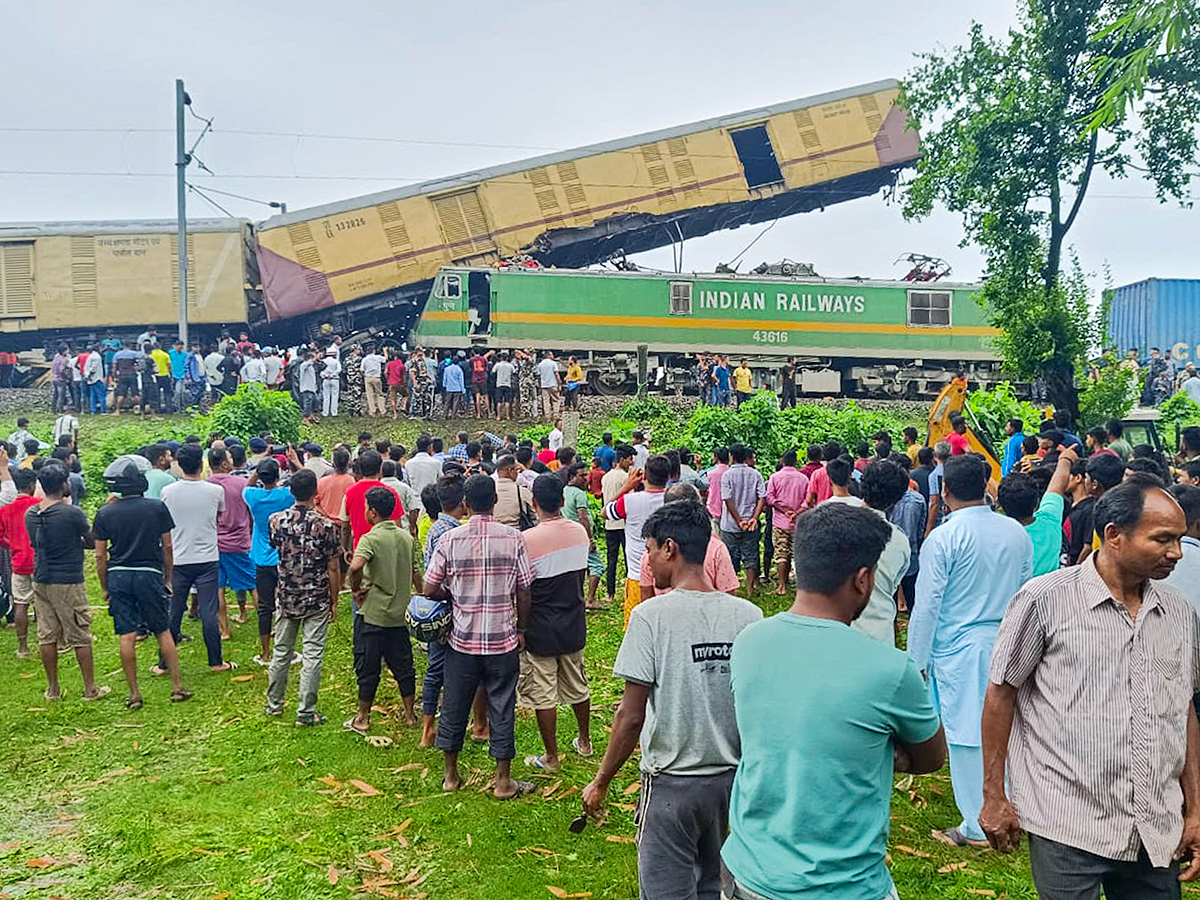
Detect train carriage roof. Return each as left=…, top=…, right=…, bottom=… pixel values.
left=0, top=219, right=247, bottom=238
left=258, top=78, right=906, bottom=229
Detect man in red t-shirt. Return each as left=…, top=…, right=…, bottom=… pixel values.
left=385, top=351, right=406, bottom=419
left=947, top=417, right=970, bottom=455
left=469, top=351, right=492, bottom=418
left=0, top=468, right=40, bottom=658
left=338, top=449, right=403, bottom=554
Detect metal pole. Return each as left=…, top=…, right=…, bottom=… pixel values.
left=175, top=78, right=189, bottom=347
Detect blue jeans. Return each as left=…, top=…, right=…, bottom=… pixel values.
left=421, top=638, right=446, bottom=716
left=89, top=380, right=107, bottom=413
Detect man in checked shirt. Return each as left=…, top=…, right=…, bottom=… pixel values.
left=982, top=476, right=1200, bottom=897
left=424, top=474, right=536, bottom=800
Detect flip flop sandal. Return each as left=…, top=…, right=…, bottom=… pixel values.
left=366, top=735, right=394, bottom=748
left=264, top=708, right=284, bottom=717
left=82, top=685, right=112, bottom=701
left=43, top=689, right=64, bottom=701
left=211, top=661, right=240, bottom=673
left=524, top=755, right=560, bottom=772
left=124, top=696, right=144, bottom=710
left=498, top=779, right=537, bottom=800
left=572, top=737, right=594, bottom=758
left=170, top=689, right=194, bottom=703
left=296, top=713, right=327, bottom=727
left=342, top=718, right=369, bottom=737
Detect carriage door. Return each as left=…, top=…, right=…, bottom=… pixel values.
left=468, top=271, right=492, bottom=335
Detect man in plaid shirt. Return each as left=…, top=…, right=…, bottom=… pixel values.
left=424, top=474, right=536, bottom=799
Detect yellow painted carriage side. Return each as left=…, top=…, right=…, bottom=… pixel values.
left=254, top=81, right=914, bottom=321
left=0, top=226, right=248, bottom=334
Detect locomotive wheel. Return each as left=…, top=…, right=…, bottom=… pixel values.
left=589, top=371, right=632, bottom=396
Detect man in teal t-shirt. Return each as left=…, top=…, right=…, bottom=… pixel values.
left=998, top=447, right=1075, bottom=578
left=722, top=503, right=944, bottom=900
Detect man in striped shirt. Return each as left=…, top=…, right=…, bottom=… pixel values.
left=982, top=477, right=1200, bottom=896
left=424, top=474, right=535, bottom=800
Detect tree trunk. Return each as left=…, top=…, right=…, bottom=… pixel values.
left=1044, top=359, right=1079, bottom=424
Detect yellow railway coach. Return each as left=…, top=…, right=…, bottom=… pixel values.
left=0, top=219, right=253, bottom=348
left=254, top=78, right=920, bottom=340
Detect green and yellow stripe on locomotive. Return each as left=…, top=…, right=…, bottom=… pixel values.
left=411, top=266, right=1000, bottom=396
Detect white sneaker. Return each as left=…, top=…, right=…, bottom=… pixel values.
left=252, top=654, right=268, bottom=666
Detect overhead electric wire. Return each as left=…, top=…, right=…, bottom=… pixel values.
left=186, top=182, right=236, bottom=218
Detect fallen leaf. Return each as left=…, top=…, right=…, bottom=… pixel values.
left=26, top=857, right=56, bottom=868
left=48, top=825, right=73, bottom=835
left=349, top=779, right=381, bottom=796
left=605, top=835, right=635, bottom=844
left=621, top=782, right=640, bottom=796
left=230, top=674, right=254, bottom=683
left=18, top=672, right=35, bottom=678
left=938, top=862, right=969, bottom=874
left=400, top=866, right=423, bottom=884
left=419, top=766, right=429, bottom=779
left=565, top=894, right=592, bottom=899
left=236, top=847, right=251, bottom=853
left=398, top=818, right=412, bottom=832
left=366, top=849, right=394, bottom=873
left=546, top=888, right=569, bottom=899
left=318, top=775, right=342, bottom=789
left=893, top=845, right=931, bottom=859
left=613, top=802, right=636, bottom=812
left=391, top=763, right=423, bottom=773
left=296, top=757, right=307, bottom=767
left=191, top=847, right=221, bottom=856
left=895, top=773, right=914, bottom=791
left=210, top=893, right=234, bottom=900
left=466, top=833, right=472, bottom=847
left=964, top=892, right=996, bottom=897
left=542, top=780, right=562, bottom=799
left=558, top=785, right=579, bottom=800
left=327, top=864, right=339, bottom=885
left=295, top=832, right=311, bottom=843
left=0, top=841, right=21, bottom=851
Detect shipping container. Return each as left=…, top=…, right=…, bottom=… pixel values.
left=1108, top=278, right=1200, bottom=364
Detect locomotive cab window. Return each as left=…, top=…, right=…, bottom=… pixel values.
left=907, top=290, right=951, bottom=327
left=437, top=273, right=462, bottom=300
left=669, top=282, right=693, bottom=316
left=730, top=125, right=784, bottom=189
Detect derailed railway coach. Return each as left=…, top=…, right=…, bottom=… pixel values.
left=411, top=266, right=1004, bottom=398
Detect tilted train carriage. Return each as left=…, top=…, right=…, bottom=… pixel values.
left=410, top=266, right=1003, bottom=397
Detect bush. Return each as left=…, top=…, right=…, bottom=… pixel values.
left=967, top=382, right=1045, bottom=440
left=78, top=421, right=193, bottom=514
left=207, top=384, right=302, bottom=444
left=1078, top=356, right=1136, bottom=429
left=1160, top=392, right=1200, bottom=451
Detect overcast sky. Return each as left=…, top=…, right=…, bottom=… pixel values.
left=2, top=0, right=1194, bottom=293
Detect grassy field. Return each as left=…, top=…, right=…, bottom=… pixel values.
left=0, top=408, right=1144, bottom=899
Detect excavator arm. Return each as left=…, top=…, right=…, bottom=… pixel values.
left=926, top=378, right=1003, bottom=487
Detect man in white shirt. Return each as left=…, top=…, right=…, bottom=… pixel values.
left=159, top=444, right=236, bottom=674
left=204, top=347, right=225, bottom=395
left=263, top=348, right=284, bottom=388
left=1183, top=367, right=1200, bottom=406
left=52, top=412, right=79, bottom=448
left=360, top=346, right=387, bottom=417
left=302, top=443, right=334, bottom=478
left=548, top=419, right=564, bottom=453
left=241, top=351, right=267, bottom=385
left=492, top=353, right=515, bottom=421
left=297, top=350, right=319, bottom=419
left=405, top=435, right=444, bottom=498
left=536, top=351, right=561, bottom=420
left=83, top=346, right=106, bottom=414
left=1164, top=483, right=1200, bottom=615
left=853, top=460, right=912, bottom=646
left=320, top=349, right=341, bottom=417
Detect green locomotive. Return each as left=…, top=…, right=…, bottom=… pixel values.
left=409, top=266, right=1003, bottom=397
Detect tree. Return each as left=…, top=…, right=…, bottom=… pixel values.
left=902, top=0, right=1200, bottom=417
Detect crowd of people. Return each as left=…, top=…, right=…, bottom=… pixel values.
left=46, top=329, right=593, bottom=424
left=7, top=392, right=1200, bottom=900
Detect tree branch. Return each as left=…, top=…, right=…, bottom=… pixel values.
left=1061, top=131, right=1100, bottom=235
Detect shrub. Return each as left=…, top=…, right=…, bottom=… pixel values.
left=1160, top=392, right=1200, bottom=451
left=967, top=382, right=1045, bottom=440
left=78, top=421, right=192, bottom=514
left=1077, top=356, right=1136, bottom=429
left=207, top=384, right=302, bottom=444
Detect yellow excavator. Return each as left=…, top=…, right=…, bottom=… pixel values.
left=926, top=377, right=1003, bottom=486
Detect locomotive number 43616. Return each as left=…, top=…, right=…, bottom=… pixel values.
left=751, top=331, right=789, bottom=343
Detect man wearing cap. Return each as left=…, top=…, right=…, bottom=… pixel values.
left=94, top=455, right=191, bottom=707
left=304, top=444, right=333, bottom=479
left=321, top=348, right=341, bottom=417
left=247, top=437, right=270, bottom=469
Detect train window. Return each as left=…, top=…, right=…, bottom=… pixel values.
left=907, top=290, right=951, bottom=327
left=439, top=273, right=462, bottom=300
left=730, top=125, right=784, bottom=189
left=670, top=282, right=693, bottom=316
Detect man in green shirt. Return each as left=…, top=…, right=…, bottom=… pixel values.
left=998, top=448, right=1076, bottom=577
left=1105, top=418, right=1133, bottom=463
left=140, top=443, right=176, bottom=500
left=563, top=464, right=604, bottom=609
left=345, top=487, right=421, bottom=736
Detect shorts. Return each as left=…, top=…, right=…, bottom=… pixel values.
left=107, top=569, right=170, bottom=636
left=388, top=382, right=407, bottom=397
left=11, top=572, right=33, bottom=605
left=495, top=386, right=513, bottom=403
left=518, top=649, right=589, bottom=709
left=772, top=527, right=795, bottom=571
left=721, top=527, right=761, bottom=573
left=33, top=581, right=92, bottom=648
left=587, top=549, right=604, bottom=578
left=117, top=375, right=140, bottom=398
left=218, top=551, right=256, bottom=591
left=622, top=578, right=642, bottom=630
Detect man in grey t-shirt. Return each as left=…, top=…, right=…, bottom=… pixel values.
left=582, top=500, right=761, bottom=900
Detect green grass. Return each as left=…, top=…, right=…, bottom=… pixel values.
left=0, top=408, right=1115, bottom=899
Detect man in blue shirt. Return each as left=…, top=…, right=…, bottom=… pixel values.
left=722, top=503, right=944, bottom=900
left=909, top=454, right=1032, bottom=849
left=712, top=357, right=731, bottom=407
left=441, top=355, right=465, bottom=418
left=243, top=459, right=295, bottom=666
left=1000, top=418, right=1026, bottom=477
left=593, top=432, right=616, bottom=472
left=168, top=339, right=189, bottom=412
